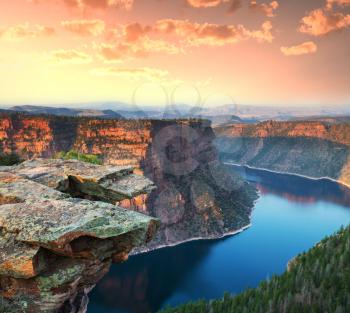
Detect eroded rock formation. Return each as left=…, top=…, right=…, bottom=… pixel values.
left=0, top=159, right=158, bottom=313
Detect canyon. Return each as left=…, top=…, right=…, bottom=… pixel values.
left=0, top=112, right=257, bottom=252
left=215, top=120, right=350, bottom=188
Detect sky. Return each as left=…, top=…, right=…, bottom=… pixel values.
left=0, top=0, right=349, bottom=108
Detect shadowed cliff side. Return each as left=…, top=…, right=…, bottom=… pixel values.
left=214, top=121, right=350, bottom=187
left=139, top=120, right=256, bottom=252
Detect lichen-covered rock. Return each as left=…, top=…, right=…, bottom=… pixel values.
left=0, top=159, right=159, bottom=313
left=0, top=231, right=43, bottom=279
left=0, top=172, right=68, bottom=204
left=8, top=158, right=133, bottom=187
left=0, top=198, right=158, bottom=257
left=99, top=173, right=156, bottom=199
left=2, top=158, right=155, bottom=202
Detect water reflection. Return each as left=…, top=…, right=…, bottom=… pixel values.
left=89, top=242, right=213, bottom=313
left=231, top=165, right=350, bottom=207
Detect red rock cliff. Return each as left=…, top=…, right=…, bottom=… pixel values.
left=214, top=120, right=350, bottom=187
left=216, top=121, right=350, bottom=146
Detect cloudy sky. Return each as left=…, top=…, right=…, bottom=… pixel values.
left=0, top=0, right=349, bottom=107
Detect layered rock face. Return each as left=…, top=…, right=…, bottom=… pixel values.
left=215, top=121, right=350, bottom=187
left=0, top=159, right=158, bottom=313
left=0, top=113, right=257, bottom=251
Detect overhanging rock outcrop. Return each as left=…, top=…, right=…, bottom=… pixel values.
left=0, top=159, right=159, bottom=313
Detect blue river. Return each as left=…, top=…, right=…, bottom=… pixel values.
left=88, top=166, right=350, bottom=313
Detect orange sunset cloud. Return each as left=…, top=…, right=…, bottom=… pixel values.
left=0, top=23, right=55, bottom=40
left=61, top=19, right=105, bottom=36
left=97, top=39, right=181, bottom=62
left=91, top=67, right=170, bottom=81
left=299, top=8, right=350, bottom=36
left=249, top=0, right=279, bottom=17
left=155, top=19, right=274, bottom=46
left=326, top=0, right=350, bottom=10
left=49, top=49, right=93, bottom=64
left=186, top=0, right=230, bottom=8
left=281, top=41, right=318, bottom=56
left=33, top=0, right=134, bottom=10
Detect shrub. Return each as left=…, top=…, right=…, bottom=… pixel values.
left=0, top=153, right=23, bottom=166
left=55, top=150, right=103, bottom=165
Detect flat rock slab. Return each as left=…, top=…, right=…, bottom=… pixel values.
left=100, top=174, right=156, bottom=199
left=2, top=159, right=155, bottom=202
left=0, top=196, right=158, bottom=280
left=5, top=158, right=133, bottom=188
left=0, top=198, right=158, bottom=255
left=0, top=172, right=68, bottom=204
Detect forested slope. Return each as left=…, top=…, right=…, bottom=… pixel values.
left=158, top=224, right=350, bottom=313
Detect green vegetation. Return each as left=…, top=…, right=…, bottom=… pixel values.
left=55, top=150, right=103, bottom=165
left=158, top=225, right=350, bottom=313
left=0, top=153, right=23, bottom=166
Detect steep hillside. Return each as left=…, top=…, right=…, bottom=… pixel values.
left=159, top=224, right=350, bottom=313
left=214, top=121, right=350, bottom=187
left=0, top=113, right=257, bottom=251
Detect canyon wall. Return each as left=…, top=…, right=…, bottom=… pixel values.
left=0, top=113, right=257, bottom=251
left=215, top=121, right=350, bottom=187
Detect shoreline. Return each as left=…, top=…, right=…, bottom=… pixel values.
left=131, top=169, right=261, bottom=256
left=132, top=222, right=253, bottom=256
left=224, top=162, right=350, bottom=190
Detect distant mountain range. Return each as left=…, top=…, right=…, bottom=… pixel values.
left=2, top=103, right=350, bottom=124
left=6, top=105, right=124, bottom=119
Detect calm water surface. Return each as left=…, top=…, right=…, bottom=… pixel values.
left=89, top=166, right=350, bottom=313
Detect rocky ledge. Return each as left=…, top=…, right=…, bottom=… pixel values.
left=0, top=159, right=158, bottom=313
